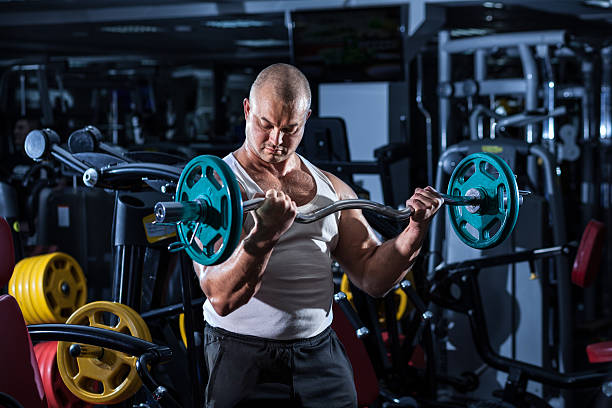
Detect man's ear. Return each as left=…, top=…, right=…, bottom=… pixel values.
left=243, top=98, right=250, bottom=121
left=306, top=109, right=312, bottom=121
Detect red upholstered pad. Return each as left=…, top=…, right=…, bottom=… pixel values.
left=572, top=220, right=605, bottom=288
left=0, top=217, right=15, bottom=288
left=586, top=341, right=612, bottom=364
left=0, top=295, right=47, bottom=408
left=332, top=303, right=379, bottom=407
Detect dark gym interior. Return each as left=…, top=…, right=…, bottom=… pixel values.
left=0, top=1, right=611, bottom=408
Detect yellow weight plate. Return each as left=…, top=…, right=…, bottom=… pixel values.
left=107, top=303, right=152, bottom=398
left=8, top=256, right=29, bottom=321
left=9, top=253, right=87, bottom=324
left=342, top=273, right=410, bottom=325
left=29, top=254, right=56, bottom=323
left=394, top=288, right=408, bottom=321
left=340, top=274, right=353, bottom=303
left=13, top=255, right=45, bottom=324
left=114, top=303, right=152, bottom=342
left=57, top=301, right=150, bottom=405
left=43, top=253, right=87, bottom=323
left=179, top=313, right=188, bottom=349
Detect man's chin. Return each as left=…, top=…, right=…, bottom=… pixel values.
left=260, top=150, right=289, bottom=162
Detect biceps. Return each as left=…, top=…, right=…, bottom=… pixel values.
left=333, top=211, right=379, bottom=274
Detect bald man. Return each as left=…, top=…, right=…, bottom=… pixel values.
left=194, top=63, right=442, bottom=407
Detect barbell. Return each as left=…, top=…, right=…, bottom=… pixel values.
left=154, top=153, right=526, bottom=265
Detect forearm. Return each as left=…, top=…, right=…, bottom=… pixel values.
left=194, top=227, right=277, bottom=316
left=360, top=222, right=428, bottom=297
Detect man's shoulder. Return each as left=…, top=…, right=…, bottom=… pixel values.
left=318, top=169, right=355, bottom=200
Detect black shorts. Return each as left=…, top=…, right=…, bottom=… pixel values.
left=203, top=323, right=357, bottom=408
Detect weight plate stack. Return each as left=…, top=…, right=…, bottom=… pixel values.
left=8, top=252, right=87, bottom=324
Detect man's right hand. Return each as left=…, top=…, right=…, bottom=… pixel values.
left=252, top=189, right=297, bottom=242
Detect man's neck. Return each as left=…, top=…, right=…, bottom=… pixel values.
left=235, top=144, right=299, bottom=178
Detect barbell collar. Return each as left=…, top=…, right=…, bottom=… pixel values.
left=154, top=200, right=207, bottom=224
left=69, top=343, right=104, bottom=359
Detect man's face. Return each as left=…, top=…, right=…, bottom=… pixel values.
left=13, top=119, right=32, bottom=152
left=243, top=87, right=311, bottom=164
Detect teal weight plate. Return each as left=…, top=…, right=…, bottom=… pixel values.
left=447, top=153, right=519, bottom=249
left=175, top=155, right=243, bottom=265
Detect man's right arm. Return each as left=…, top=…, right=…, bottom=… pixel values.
left=193, top=189, right=296, bottom=316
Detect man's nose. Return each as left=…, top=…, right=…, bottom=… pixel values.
left=269, top=128, right=283, bottom=145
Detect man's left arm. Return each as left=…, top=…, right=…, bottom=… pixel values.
left=327, top=172, right=442, bottom=298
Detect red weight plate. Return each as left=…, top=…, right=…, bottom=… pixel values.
left=34, top=342, right=56, bottom=404
left=35, top=341, right=92, bottom=408
left=572, top=220, right=605, bottom=288
left=586, top=341, right=612, bottom=364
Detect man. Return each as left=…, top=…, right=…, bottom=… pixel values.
left=2, top=117, right=39, bottom=182
left=193, top=63, right=442, bottom=407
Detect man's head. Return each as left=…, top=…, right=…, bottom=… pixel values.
left=13, top=117, right=38, bottom=153
left=243, top=63, right=311, bottom=163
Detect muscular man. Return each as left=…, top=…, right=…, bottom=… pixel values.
left=194, top=63, right=442, bottom=408
left=2, top=117, right=38, bottom=182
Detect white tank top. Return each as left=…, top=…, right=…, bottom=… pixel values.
left=203, top=153, right=340, bottom=340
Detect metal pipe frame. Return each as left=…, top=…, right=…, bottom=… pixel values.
left=450, top=79, right=528, bottom=99
left=111, top=244, right=145, bottom=310
left=416, top=52, right=434, bottom=186
left=518, top=44, right=538, bottom=143
left=180, top=251, right=204, bottom=407
left=442, top=31, right=566, bottom=54
left=600, top=47, right=612, bottom=142
left=438, top=30, right=450, bottom=151
left=429, top=257, right=609, bottom=389
left=529, top=144, right=572, bottom=374
left=141, top=297, right=206, bottom=321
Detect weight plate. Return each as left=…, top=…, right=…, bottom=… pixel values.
left=30, top=254, right=57, bottom=323
left=447, top=153, right=519, bottom=249
left=9, top=253, right=87, bottom=324
left=35, top=341, right=92, bottom=408
left=341, top=274, right=408, bottom=322
left=57, top=301, right=151, bottom=405
left=9, top=256, right=37, bottom=323
left=572, top=220, right=605, bottom=288
left=179, top=313, right=188, bottom=349
left=175, top=155, right=243, bottom=266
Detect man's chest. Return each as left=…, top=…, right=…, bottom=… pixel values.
left=251, top=170, right=317, bottom=206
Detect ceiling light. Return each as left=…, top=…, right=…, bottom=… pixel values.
left=584, top=0, right=612, bottom=7
left=450, top=28, right=492, bottom=37
left=483, top=2, right=504, bottom=8
left=101, top=25, right=162, bottom=34
left=204, top=20, right=272, bottom=29
left=235, top=39, right=288, bottom=47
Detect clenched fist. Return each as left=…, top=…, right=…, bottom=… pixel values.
left=252, top=189, right=298, bottom=241
left=406, top=186, right=443, bottom=226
